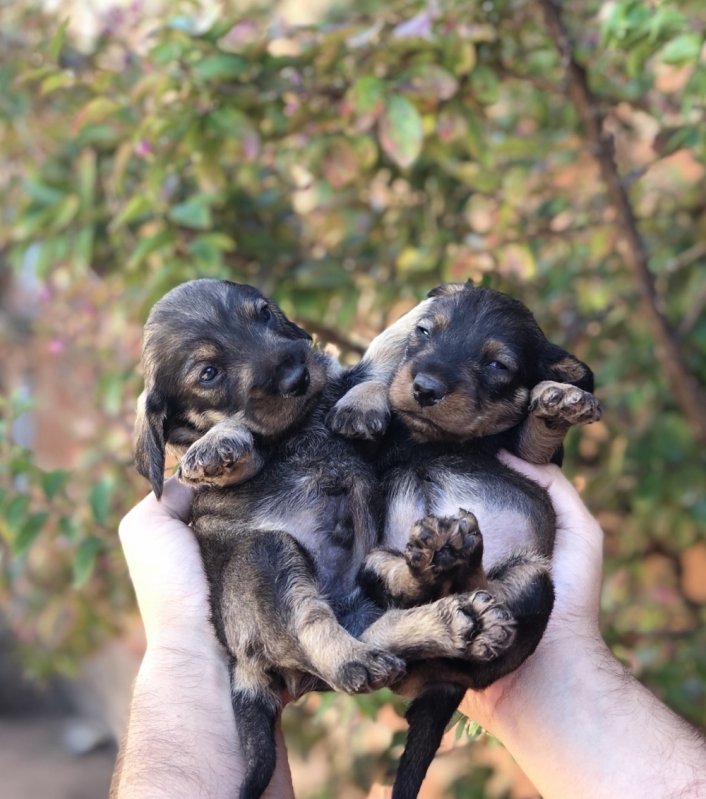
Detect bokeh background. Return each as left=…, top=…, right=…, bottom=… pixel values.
left=1, top=0, right=705, bottom=796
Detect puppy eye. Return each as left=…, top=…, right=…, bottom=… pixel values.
left=416, top=325, right=431, bottom=338
left=258, top=302, right=273, bottom=323
left=199, top=366, right=219, bottom=383
left=487, top=361, right=509, bottom=371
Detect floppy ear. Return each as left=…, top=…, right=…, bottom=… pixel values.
left=427, top=282, right=472, bottom=298
left=541, top=342, right=594, bottom=392
left=134, top=388, right=168, bottom=499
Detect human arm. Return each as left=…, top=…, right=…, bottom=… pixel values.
left=460, top=452, right=706, bottom=799
left=111, top=476, right=294, bottom=799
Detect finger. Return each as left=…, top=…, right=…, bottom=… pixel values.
left=497, top=450, right=560, bottom=490
left=159, top=475, right=195, bottom=521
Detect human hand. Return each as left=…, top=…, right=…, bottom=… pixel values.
left=118, top=475, right=211, bottom=647
left=114, top=477, right=294, bottom=799
left=460, top=451, right=605, bottom=732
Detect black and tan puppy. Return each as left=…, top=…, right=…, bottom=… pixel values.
left=134, top=279, right=505, bottom=799
left=329, top=282, right=602, bottom=799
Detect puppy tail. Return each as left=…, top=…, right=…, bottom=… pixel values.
left=392, top=683, right=465, bottom=799
left=231, top=663, right=282, bottom=799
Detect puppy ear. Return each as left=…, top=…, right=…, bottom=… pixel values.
left=541, top=342, right=594, bottom=392
left=134, top=388, right=168, bottom=499
left=285, top=320, right=312, bottom=341
left=427, top=282, right=472, bottom=298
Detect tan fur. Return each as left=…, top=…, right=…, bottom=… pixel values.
left=390, top=365, right=529, bottom=442
left=515, top=381, right=602, bottom=463
left=178, top=415, right=265, bottom=488
left=360, top=592, right=515, bottom=664
left=326, top=299, right=434, bottom=438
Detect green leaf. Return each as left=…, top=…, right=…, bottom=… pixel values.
left=48, top=18, right=70, bottom=62
left=397, top=64, right=459, bottom=104
left=469, top=65, right=499, bottom=104
left=111, top=195, right=155, bottom=229
left=41, top=71, right=75, bottom=95
left=74, top=98, right=121, bottom=132
left=41, top=469, right=69, bottom=500
left=89, top=478, right=112, bottom=525
left=193, top=53, right=248, bottom=81
left=345, top=76, right=386, bottom=127
left=14, top=513, right=49, bottom=557
left=208, top=107, right=255, bottom=139
left=59, top=517, right=80, bottom=541
left=128, top=229, right=175, bottom=268
left=5, top=496, right=30, bottom=532
left=73, top=537, right=103, bottom=588
left=661, top=34, right=703, bottom=66
left=168, top=197, right=213, bottom=229
left=378, top=95, right=423, bottom=169
left=50, top=194, right=81, bottom=231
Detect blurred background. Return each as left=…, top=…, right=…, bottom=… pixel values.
left=1, top=0, right=705, bottom=796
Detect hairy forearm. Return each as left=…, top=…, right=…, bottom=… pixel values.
left=111, top=635, right=294, bottom=799
left=490, top=637, right=706, bottom=799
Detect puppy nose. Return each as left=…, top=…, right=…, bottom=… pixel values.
left=413, top=373, right=447, bottom=407
left=278, top=362, right=310, bottom=397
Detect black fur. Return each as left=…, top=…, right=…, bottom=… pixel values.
left=135, top=280, right=406, bottom=799
left=343, top=282, right=601, bottom=798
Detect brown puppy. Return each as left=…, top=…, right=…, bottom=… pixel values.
left=134, top=279, right=503, bottom=799
left=330, top=282, right=601, bottom=799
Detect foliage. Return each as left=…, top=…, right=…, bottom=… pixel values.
left=2, top=0, right=706, bottom=794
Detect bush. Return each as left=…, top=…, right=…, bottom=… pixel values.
left=1, top=0, right=705, bottom=794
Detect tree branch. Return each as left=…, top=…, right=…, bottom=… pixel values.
left=297, top=319, right=367, bottom=356
left=538, top=0, right=706, bottom=444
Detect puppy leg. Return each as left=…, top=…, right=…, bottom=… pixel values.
left=326, top=380, right=391, bottom=440
left=514, top=381, right=602, bottom=464
left=220, top=531, right=405, bottom=696
left=456, top=552, right=555, bottom=689
left=178, top=415, right=264, bottom=488
left=358, top=510, right=486, bottom=608
left=360, top=591, right=515, bottom=663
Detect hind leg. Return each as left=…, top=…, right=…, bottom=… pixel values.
left=221, top=531, right=405, bottom=696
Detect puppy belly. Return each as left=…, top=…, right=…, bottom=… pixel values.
left=385, top=474, right=546, bottom=570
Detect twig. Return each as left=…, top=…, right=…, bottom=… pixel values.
left=538, top=0, right=706, bottom=444
left=678, top=279, right=706, bottom=338
left=665, top=241, right=706, bottom=274
left=297, top=319, right=367, bottom=356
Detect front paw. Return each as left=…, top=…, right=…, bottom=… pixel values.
left=529, top=381, right=602, bottom=427
left=178, top=425, right=262, bottom=488
left=325, top=381, right=391, bottom=440
left=405, top=510, right=483, bottom=584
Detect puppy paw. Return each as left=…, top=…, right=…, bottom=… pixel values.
left=333, top=648, right=406, bottom=693
left=442, top=591, right=515, bottom=661
left=326, top=404, right=390, bottom=441
left=405, top=510, right=483, bottom=584
left=325, top=381, right=391, bottom=441
left=529, top=381, right=602, bottom=427
left=178, top=423, right=263, bottom=488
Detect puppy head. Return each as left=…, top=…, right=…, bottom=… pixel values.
left=389, top=282, right=593, bottom=442
left=135, top=279, right=326, bottom=497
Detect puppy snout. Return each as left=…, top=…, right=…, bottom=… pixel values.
left=277, top=357, right=310, bottom=397
left=412, top=373, right=447, bottom=407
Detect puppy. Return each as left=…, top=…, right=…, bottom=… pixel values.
left=329, top=282, right=602, bottom=799
left=134, top=279, right=498, bottom=799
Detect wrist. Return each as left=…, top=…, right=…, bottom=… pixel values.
left=475, top=629, right=615, bottom=737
